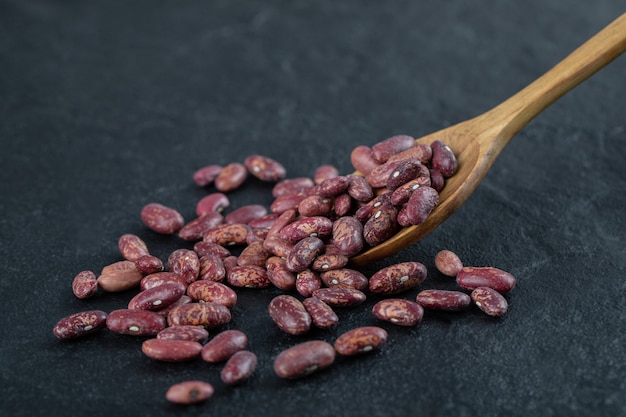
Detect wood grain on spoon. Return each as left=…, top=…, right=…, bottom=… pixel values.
left=350, top=13, right=626, bottom=267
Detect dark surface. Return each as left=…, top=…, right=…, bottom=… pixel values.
left=1, top=1, right=625, bottom=416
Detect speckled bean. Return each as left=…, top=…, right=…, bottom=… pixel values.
left=366, top=159, right=405, bottom=188
left=167, top=302, right=231, bottom=328
left=285, top=236, right=325, bottom=273
left=386, top=159, right=422, bottom=190
left=215, top=162, right=248, bottom=192
left=333, top=193, right=353, bottom=216
left=106, top=309, right=167, bottom=336
left=312, top=287, right=366, bottom=307
left=320, top=268, right=368, bottom=291
left=297, top=195, right=334, bottom=217
left=363, top=202, right=398, bottom=247
left=416, top=289, right=471, bottom=311
left=318, top=176, right=350, bottom=198
left=134, top=255, right=164, bottom=275
left=371, top=134, right=416, bottom=163
left=157, top=325, right=209, bottom=342
left=456, top=267, right=516, bottom=293
left=429, top=168, right=445, bottom=192
left=430, top=140, right=458, bottom=178
left=265, top=256, right=297, bottom=291
left=311, top=253, right=349, bottom=272
left=141, top=338, right=203, bottom=362
left=471, top=287, right=508, bottom=316
left=225, top=204, right=268, bottom=225
left=279, top=216, right=333, bottom=244
left=237, top=241, right=270, bottom=267
left=434, top=250, right=464, bottom=277
left=166, top=380, right=214, bottom=405
left=268, top=295, right=312, bottom=335
left=203, top=223, right=250, bottom=246
left=221, top=351, right=258, bottom=385
left=346, top=174, right=374, bottom=202
left=141, top=203, right=185, bottom=235
left=331, top=216, right=364, bottom=257
left=198, top=254, right=226, bottom=282
left=193, top=241, right=231, bottom=259
left=333, top=326, right=388, bottom=356
left=244, top=154, right=286, bottom=182
left=186, top=280, right=237, bottom=307
left=350, top=145, right=379, bottom=176
left=368, top=261, right=427, bottom=295
left=295, top=269, right=322, bottom=297
left=140, top=271, right=187, bottom=291
left=227, top=265, right=271, bottom=288
left=196, top=193, right=230, bottom=216
left=270, top=192, right=307, bottom=214
left=302, top=297, right=339, bottom=329
left=118, top=234, right=150, bottom=261
left=178, top=212, right=224, bottom=241
left=71, top=270, right=98, bottom=299
left=167, top=249, right=200, bottom=285
left=193, top=164, right=223, bottom=187
left=128, top=282, right=185, bottom=311
left=53, top=310, right=108, bottom=339
left=372, top=299, right=424, bottom=326
left=97, top=260, right=144, bottom=292
left=388, top=142, right=433, bottom=164
left=274, top=340, right=336, bottom=379
left=272, top=177, right=315, bottom=198
left=398, top=185, right=439, bottom=226
left=201, top=329, right=248, bottom=363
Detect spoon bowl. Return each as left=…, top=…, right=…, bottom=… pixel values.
left=350, top=13, right=626, bottom=267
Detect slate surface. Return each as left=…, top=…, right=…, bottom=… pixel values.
left=1, top=1, right=625, bottom=416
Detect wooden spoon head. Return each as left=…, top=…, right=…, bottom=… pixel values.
left=349, top=123, right=485, bottom=267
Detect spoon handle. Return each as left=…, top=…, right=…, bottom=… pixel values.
left=478, top=13, right=626, bottom=149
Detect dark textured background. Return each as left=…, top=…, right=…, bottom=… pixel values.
left=1, top=1, right=625, bottom=416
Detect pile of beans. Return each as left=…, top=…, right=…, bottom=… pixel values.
left=53, top=134, right=516, bottom=405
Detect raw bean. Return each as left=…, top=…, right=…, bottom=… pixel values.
left=237, top=241, right=270, bottom=267
left=201, top=329, right=248, bottom=363
left=346, top=174, right=374, bottom=202
left=71, top=270, right=98, bottom=299
left=313, top=164, right=339, bottom=184
left=155, top=295, right=192, bottom=317
left=106, top=309, right=167, bottom=336
left=128, top=282, right=185, bottom=311
left=429, top=168, right=445, bottom=192
left=369, top=261, right=427, bottom=295
left=332, top=216, right=364, bottom=257
left=311, top=253, right=349, bottom=272
left=274, top=340, right=336, bottom=379
left=471, top=287, right=508, bottom=317
left=434, top=250, right=464, bottom=277
left=244, top=154, right=286, bottom=182
left=198, top=255, right=226, bottom=282
left=365, top=160, right=405, bottom=188
left=225, top=204, right=268, bottom=225
left=388, top=142, right=433, bottom=164
left=333, top=193, right=353, bottom=216
left=134, top=255, right=164, bottom=275
left=117, top=234, right=150, bottom=261
left=222, top=256, right=239, bottom=275
left=268, top=295, right=312, bottom=335
left=456, top=266, right=516, bottom=293
left=196, top=193, right=230, bottom=216
left=279, top=216, right=333, bottom=244
left=186, top=280, right=237, bottom=308
left=166, top=380, right=214, bottom=405
left=416, top=289, right=471, bottom=311
left=193, top=241, right=231, bottom=259
left=248, top=213, right=279, bottom=229
left=390, top=179, right=423, bottom=206
left=399, top=185, right=439, bottom=226
left=157, top=325, right=209, bottom=342
left=312, top=287, right=366, bottom=307
left=333, top=326, right=388, bottom=356
left=272, top=177, right=315, bottom=198
left=386, top=159, right=421, bottom=190
left=167, top=302, right=231, bottom=328
left=371, top=134, right=416, bottom=163
left=193, top=164, right=223, bottom=187
left=302, top=297, right=339, bottom=329
left=214, top=162, right=248, bottom=192
left=430, top=140, right=458, bottom=178
left=295, top=269, right=322, bottom=297
left=203, top=223, right=250, bottom=246
left=318, top=176, right=350, bottom=198
left=141, top=203, right=185, bottom=235
left=53, top=310, right=108, bottom=339
left=298, top=195, right=333, bottom=217
left=140, top=271, right=188, bottom=292
left=363, top=202, right=398, bottom=247
left=350, top=145, right=380, bottom=176
left=267, top=209, right=297, bottom=237
left=372, top=299, right=424, bottom=326
left=141, top=339, right=203, bottom=362
left=246, top=229, right=268, bottom=246
left=270, top=192, right=306, bottom=214
left=167, top=249, right=200, bottom=285
left=355, top=192, right=392, bottom=222
left=227, top=265, right=271, bottom=288
left=97, top=260, right=144, bottom=292
left=285, top=236, right=325, bottom=273
left=320, top=268, right=368, bottom=291
left=265, top=256, right=297, bottom=291
left=178, top=212, right=224, bottom=241
left=262, top=234, right=294, bottom=258
left=221, top=351, right=258, bottom=385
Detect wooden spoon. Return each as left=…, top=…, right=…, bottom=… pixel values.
left=350, top=13, right=626, bottom=267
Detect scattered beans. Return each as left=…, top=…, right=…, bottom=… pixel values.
left=117, top=234, right=150, bottom=261
left=140, top=203, right=185, bottom=235
left=53, top=310, right=108, bottom=339
left=166, top=380, right=214, bottom=405
left=372, top=299, right=424, bottom=326
left=274, top=340, right=336, bottom=379
left=333, top=326, right=388, bottom=356
left=71, top=270, right=98, bottom=299
left=456, top=266, right=516, bottom=293
left=416, top=289, right=471, bottom=311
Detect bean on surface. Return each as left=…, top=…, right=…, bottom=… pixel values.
left=53, top=310, right=108, bottom=340
left=166, top=380, right=214, bottom=405
left=274, top=340, right=336, bottom=379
